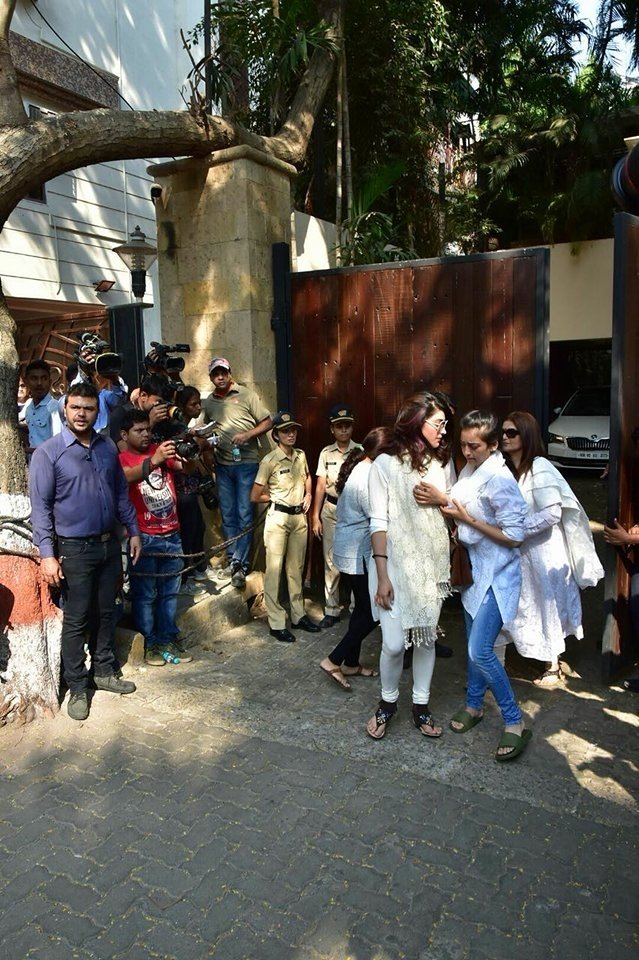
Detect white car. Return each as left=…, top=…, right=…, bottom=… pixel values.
left=547, top=386, right=610, bottom=470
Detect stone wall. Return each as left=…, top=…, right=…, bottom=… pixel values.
left=149, top=146, right=297, bottom=408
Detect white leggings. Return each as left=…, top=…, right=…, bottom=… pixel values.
left=378, top=606, right=437, bottom=704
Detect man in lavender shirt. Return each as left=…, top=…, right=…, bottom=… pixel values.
left=30, top=382, right=142, bottom=721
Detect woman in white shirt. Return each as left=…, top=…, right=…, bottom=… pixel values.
left=442, top=410, right=531, bottom=762
left=366, top=393, right=455, bottom=740
left=319, top=427, right=395, bottom=691
left=500, top=411, right=603, bottom=685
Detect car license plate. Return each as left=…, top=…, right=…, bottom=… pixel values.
left=576, top=451, right=603, bottom=459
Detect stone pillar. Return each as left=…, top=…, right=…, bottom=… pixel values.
left=148, top=146, right=296, bottom=410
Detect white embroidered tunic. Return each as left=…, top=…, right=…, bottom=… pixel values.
left=368, top=453, right=455, bottom=647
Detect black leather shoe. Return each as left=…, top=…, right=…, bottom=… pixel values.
left=291, top=615, right=321, bottom=633
left=67, top=692, right=89, bottom=721
left=93, top=674, right=137, bottom=694
left=269, top=628, right=296, bottom=643
left=435, top=641, right=453, bottom=658
left=319, top=615, right=340, bottom=629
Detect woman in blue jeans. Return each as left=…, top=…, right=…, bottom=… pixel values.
left=441, top=410, right=531, bottom=762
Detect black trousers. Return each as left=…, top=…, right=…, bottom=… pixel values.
left=58, top=536, right=122, bottom=691
left=327, top=569, right=378, bottom=668
left=177, top=491, right=206, bottom=577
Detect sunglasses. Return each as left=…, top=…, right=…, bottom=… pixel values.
left=502, top=428, right=520, bottom=439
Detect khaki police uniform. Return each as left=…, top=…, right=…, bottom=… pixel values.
left=256, top=446, right=309, bottom=629
left=316, top=439, right=361, bottom=616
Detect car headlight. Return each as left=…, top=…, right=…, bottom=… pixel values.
left=548, top=433, right=566, bottom=445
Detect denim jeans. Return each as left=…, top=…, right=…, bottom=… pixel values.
left=215, top=462, right=259, bottom=568
left=130, top=532, right=183, bottom=649
left=58, top=536, right=122, bottom=691
left=464, top=588, right=522, bottom=726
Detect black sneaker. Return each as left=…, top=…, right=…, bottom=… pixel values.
left=231, top=563, right=247, bottom=588
left=67, top=692, right=89, bottom=721
left=93, top=674, right=137, bottom=694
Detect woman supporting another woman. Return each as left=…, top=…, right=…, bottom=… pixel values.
left=366, top=393, right=455, bottom=740
left=319, top=427, right=395, bottom=691
left=442, top=411, right=532, bottom=762
left=500, top=411, right=603, bottom=684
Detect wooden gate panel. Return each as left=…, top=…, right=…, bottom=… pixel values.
left=289, top=248, right=548, bottom=523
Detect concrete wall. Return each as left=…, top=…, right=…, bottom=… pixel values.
left=291, top=212, right=336, bottom=272
left=549, top=239, right=613, bottom=341
left=1, top=0, right=203, bottom=345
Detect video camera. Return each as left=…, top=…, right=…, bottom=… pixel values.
left=144, top=341, right=191, bottom=392
left=76, top=332, right=122, bottom=380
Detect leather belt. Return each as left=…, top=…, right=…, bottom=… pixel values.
left=325, top=494, right=338, bottom=505
left=58, top=531, right=114, bottom=543
left=273, top=503, right=304, bottom=515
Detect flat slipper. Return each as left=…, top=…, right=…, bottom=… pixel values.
left=495, top=728, right=532, bottom=763
left=320, top=664, right=352, bottom=692
left=449, top=708, right=483, bottom=734
left=342, top=665, right=379, bottom=678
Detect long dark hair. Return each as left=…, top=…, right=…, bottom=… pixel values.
left=502, top=410, right=546, bottom=479
left=394, top=392, right=449, bottom=470
left=336, top=426, right=395, bottom=494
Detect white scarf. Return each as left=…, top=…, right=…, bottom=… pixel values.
left=387, top=455, right=451, bottom=647
left=524, top=457, right=603, bottom=589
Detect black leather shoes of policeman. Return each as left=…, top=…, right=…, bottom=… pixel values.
left=291, top=615, right=322, bottom=633
left=319, top=614, right=340, bottom=629
left=93, top=674, right=137, bottom=694
left=270, top=628, right=296, bottom=643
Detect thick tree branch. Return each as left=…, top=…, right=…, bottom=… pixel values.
left=0, top=0, right=27, bottom=127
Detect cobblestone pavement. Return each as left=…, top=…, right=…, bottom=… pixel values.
left=1, top=481, right=638, bottom=959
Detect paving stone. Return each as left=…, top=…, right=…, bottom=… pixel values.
left=1, top=576, right=637, bottom=960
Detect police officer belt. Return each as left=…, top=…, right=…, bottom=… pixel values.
left=325, top=494, right=338, bottom=505
left=272, top=503, right=304, bottom=515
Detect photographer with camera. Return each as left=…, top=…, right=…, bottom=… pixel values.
left=69, top=333, right=128, bottom=434
left=202, top=357, right=273, bottom=588
left=119, top=408, right=194, bottom=667
left=109, top=374, right=174, bottom=448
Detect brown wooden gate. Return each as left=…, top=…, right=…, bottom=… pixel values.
left=603, top=213, right=639, bottom=676
left=285, top=248, right=549, bottom=482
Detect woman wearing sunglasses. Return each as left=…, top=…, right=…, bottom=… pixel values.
left=500, top=411, right=603, bottom=686
left=366, top=392, right=455, bottom=740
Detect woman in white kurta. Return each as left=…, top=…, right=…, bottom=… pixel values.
left=366, top=393, right=455, bottom=740
left=442, top=411, right=531, bottom=762
left=500, top=411, right=604, bottom=685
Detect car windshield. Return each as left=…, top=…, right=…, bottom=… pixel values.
left=562, top=387, right=610, bottom=417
